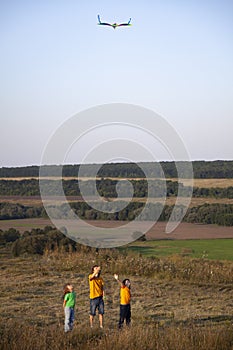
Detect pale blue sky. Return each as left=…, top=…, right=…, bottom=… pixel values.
left=1, top=0, right=233, bottom=166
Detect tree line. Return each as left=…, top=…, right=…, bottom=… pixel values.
left=0, top=226, right=78, bottom=256
left=0, top=178, right=233, bottom=198
left=0, top=179, right=181, bottom=197
left=0, top=226, right=147, bottom=256
left=0, top=202, right=232, bottom=226
left=0, top=160, right=233, bottom=178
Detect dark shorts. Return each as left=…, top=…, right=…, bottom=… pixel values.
left=90, top=296, right=104, bottom=316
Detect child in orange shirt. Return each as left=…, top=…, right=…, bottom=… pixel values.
left=114, top=274, right=131, bottom=329
left=89, top=265, right=105, bottom=328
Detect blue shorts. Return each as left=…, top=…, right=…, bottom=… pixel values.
left=90, top=296, right=104, bottom=316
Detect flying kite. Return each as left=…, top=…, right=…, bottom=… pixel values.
left=97, top=15, right=132, bottom=29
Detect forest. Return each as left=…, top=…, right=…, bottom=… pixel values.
left=1, top=161, right=233, bottom=226
left=0, top=160, right=233, bottom=178
left=0, top=202, right=233, bottom=226
left=0, top=179, right=233, bottom=198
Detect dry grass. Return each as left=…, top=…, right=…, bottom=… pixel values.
left=1, top=177, right=233, bottom=188
left=1, top=321, right=233, bottom=350
left=1, top=195, right=233, bottom=209
left=0, top=246, right=233, bottom=349
left=186, top=178, right=233, bottom=188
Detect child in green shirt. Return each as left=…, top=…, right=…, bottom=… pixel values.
left=63, top=283, right=76, bottom=332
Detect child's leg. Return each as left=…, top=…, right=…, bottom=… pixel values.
left=64, top=307, right=71, bottom=332
left=98, top=297, right=104, bottom=328
left=90, top=299, right=97, bottom=327
left=118, top=305, right=126, bottom=329
left=125, top=304, right=131, bottom=326
left=99, top=314, right=103, bottom=328
left=69, top=308, right=75, bottom=330
left=90, top=315, right=94, bottom=327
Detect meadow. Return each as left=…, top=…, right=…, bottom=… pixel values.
left=1, top=174, right=233, bottom=349
left=0, top=244, right=233, bottom=350
left=126, top=238, right=233, bottom=261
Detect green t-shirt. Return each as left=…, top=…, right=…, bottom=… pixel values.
left=64, top=292, right=76, bottom=308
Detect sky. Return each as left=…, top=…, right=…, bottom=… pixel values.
left=1, top=0, right=233, bottom=167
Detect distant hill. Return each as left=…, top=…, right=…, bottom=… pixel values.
left=0, top=160, right=233, bottom=178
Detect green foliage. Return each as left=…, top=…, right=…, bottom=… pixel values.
left=1, top=160, right=233, bottom=178
left=1, top=202, right=233, bottom=226
left=0, top=228, right=20, bottom=245
left=193, top=186, right=233, bottom=198
left=11, top=227, right=78, bottom=256
left=128, top=239, right=233, bottom=261
left=185, top=203, right=233, bottom=225
left=1, top=178, right=233, bottom=200
left=192, top=160, right=233, bottom=178
left=0, top=179, right=178, bottom=197
left=0, top=202, right=45, bottom=219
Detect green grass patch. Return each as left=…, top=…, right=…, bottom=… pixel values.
left=126, top=238, right=233, bottom=261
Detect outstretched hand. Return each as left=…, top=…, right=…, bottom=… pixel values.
left=114, top=274, right=118, bottom=280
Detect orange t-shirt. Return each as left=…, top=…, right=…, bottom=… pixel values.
left=89, top=274, right=104, bottom=299
left=120, top=286, right=131, bottom=305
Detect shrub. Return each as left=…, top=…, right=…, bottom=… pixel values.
left=0, top=228, right=20, bottom=245
left=11, top=227, right=77, bottom=257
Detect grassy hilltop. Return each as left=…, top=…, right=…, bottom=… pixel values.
left=1, top=161, right=233, bottom=349
left=1, top=242, right=233, bottom=350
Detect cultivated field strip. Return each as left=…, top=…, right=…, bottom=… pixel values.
left=1, top=196, right=233, bottom=208
left=1, top=177, right=233, bottom=188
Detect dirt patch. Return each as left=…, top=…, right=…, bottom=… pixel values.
left=146, top=222, right=233, bottom=240
left=1, top=218, right=233, bottom=240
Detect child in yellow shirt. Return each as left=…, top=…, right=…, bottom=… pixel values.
left=114, top=274, right=131, bottom=329
left=89, top=265, right=105, bottom=328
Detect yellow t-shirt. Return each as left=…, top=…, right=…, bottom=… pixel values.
left=89, top=274, right=104, bottom=299
left=120, top=286, right=131, bottom=305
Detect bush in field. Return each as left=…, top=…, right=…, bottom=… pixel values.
left=0, top=228, right=20, bottom=245
left=11, top=227, right=78, bottom=256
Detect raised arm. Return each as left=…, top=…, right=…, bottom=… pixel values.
left=89, top=266, right=101, bottom=281
left=114, top=274, right=124, bottom=287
